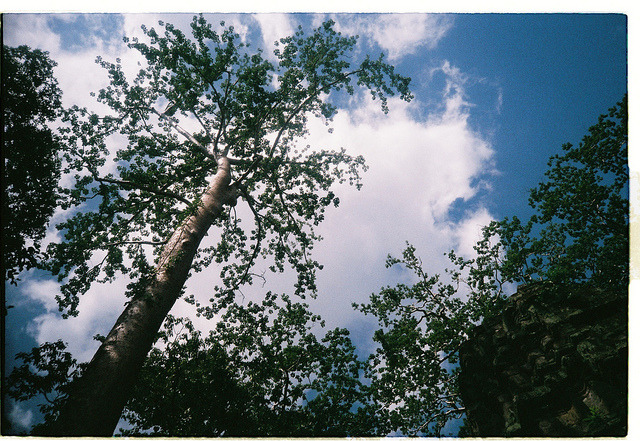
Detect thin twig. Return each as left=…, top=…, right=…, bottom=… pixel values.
left=268, top=70, right=362, bottom=158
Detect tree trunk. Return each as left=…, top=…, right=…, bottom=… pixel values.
left=47, top=158, right=236, bottom=436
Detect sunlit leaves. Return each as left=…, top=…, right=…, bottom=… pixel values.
left=354, top=95, right=628, bottom=436
left=355, top=243, right=499, bottom=436
left=44, top=15, right=409, bottom=318
left=11, top=15, right=414, bottom=436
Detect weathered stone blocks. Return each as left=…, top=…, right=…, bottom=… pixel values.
left=459, top=283, right=627, bottom=437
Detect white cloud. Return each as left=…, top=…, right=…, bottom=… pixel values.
left=445, top=207, right=495, bottom=258
left=333, top=14, right=454, bottom=61
left=3, top=14, right=61, bottom=50
left=9, top=400, right=34, bottom=432
left=252, top=13, right=295, bottom=59
left=216, top=59, right=497, bottom=331
left=173, top=74, right=497, bottom=331
left=22, top=276, right=130, bottom=363
left=3, top=14, right=126, bottom=115
left=21, top=279, right=61, bottom=313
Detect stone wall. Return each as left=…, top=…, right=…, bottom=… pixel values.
left=458, top=283, right=627, bottom=437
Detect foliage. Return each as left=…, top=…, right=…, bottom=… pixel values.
left=6, top=341, right=86, bottom=435
left=43, top=16, right=411, bottom=318
left=121, top=293, right=377, bottom=437
left=354, top=94, right=628, bottom=435
left=2, top=45, right=64, bottom=285
left=122, top=234, right=514, bottom=437
left=6, top=14, right=626, bottom=437
left=119, top=316, right=256, bottom=436
left=6, top=15, right=411, bottom=436
left=110, top=94, right=630, bottom=436
left=354, top=241, right=509, bottom=436
left=490, top=95, right=628, bottom=289
left=584, top=405, right=609, bottom=432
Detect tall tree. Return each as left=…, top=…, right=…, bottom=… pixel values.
left=42, top=17, right=411, bottom=436
left=2, top=45, right=64, bottom=287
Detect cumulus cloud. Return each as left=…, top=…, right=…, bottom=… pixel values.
left=22, top=276, right=129, bottom=363
left=4, top=14, right=124, bottom=109
left=252, top=13, right=295, bottom=58
left=3, top=14, right=61, bottom=50
left=181, top=60, right=498, bottom=331
left=295, top=88, right=496, bottom=329
left=333, top=14, right=454, bottom=61
left=445, top=207, right=495, bottom=258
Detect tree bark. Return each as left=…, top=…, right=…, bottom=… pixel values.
left=47, top=157, right=236, bottom=436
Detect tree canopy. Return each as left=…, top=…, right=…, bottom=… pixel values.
left=2, top=45, right=64, bottom=287
left=122, top=94, right=627, bottom=436
left=45, top=17, right=411, bottom=319
left=121, top=294, right=375, bottom=437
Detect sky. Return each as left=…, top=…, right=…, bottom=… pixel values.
left=2, top=9, right=631, bottom=435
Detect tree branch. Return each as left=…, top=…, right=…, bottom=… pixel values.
left=94, top=176, right=191, bottom=205
left=191, top=109, right=217, bottom=156
left=152, top=108, right=217, bottom=161
left=234, top=155, right=263, bottom=185
left=103, top=240, right=168, bottom=248
left=274, top=177, right=311, bottom=266
left=199, top=70, right=229, bottom=156
left=438, top=341, right=464, bottom=366
left=220, top=71, right=241, bottom=158
left=268, top=70, right=362, bottom=158
left=222, top=185, right=265, bottom=294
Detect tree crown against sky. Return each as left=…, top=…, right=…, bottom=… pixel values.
left=2, top=45, right=64, bottom=287
left=44, top=16, right=411, bottom=319
left=492, top=94, right=628, bottom=290
left=355, top=94, right=629, bottom=436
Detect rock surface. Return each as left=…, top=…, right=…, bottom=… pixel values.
left=458, top=283, right=627, bottom=437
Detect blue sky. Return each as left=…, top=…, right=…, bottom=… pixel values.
left=430, top=14, right=627, bottom=219
left=2, top=11, right=629, bottom=434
